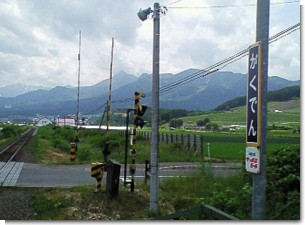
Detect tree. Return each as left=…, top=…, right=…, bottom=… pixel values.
left=206, top=123, right=219, bottom=131
left=169, top=119, right=183, bottom=128
left=197, top=118, right=210, bottom=126
left=160, top=109, right=188, bottom=123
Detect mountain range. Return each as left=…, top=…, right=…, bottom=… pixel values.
left=0, top=83, right=50, bottom=97
left=0, top=69, right=300, bottom=117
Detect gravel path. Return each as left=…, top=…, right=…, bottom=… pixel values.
left=0, top=188, right=36, bottom=220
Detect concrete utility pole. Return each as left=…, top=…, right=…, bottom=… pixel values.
left=253, top=0, right=269, bottom=220
left=150, top=2, right=160, bottom=216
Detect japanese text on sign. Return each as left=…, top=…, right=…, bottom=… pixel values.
left=245, top=147, right=260, bottom=173
left=246, top=42, right=261, bottom=147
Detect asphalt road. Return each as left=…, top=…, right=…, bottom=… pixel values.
left=1, top=162, right=242, bottom=188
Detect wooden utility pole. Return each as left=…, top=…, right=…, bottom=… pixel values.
left=76, top=30, right=81, bottom=143
left=103, top=37, right=114, bottom=168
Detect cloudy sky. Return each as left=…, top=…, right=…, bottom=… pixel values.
left=0, top=0, right=300, bottom=88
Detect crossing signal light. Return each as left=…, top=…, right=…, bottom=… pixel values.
left=135, top=105, right=147, bottom=128
left=135, top=115, right=146, bottom=128
left=134, top=91, right=147, bottom=128
left=137, top=105, right=147, bottom=117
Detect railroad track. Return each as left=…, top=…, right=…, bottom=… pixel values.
left=0, top=128, right=34, bottom=175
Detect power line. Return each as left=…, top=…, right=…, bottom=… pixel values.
left=166, top=0, right=184, bottom=7
left=167, top=1, right=299, bottom=9
left=89, top=23, right=300, bottom=113
left=269, top=23, right=300, bottom=43
left=84, top=101, right=107, bottom=115
left=112, top=23, right=300, bottom=106
left=146, top=23, right=300, bottom=97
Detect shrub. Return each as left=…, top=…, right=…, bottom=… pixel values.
left=169, top=119, right=183, bottom=128
left=0, top=125, right=23, bottom=138
left=266, top=145, right=300, bottom=219
left=196, top=118, right=210, bottom=126
left=77, top=146, right=91, bottom=161
left=53, top=126, right=76, bottom=142
left=37, top=125, right=54, bottom=139
left=52, top=135, right=69, bottom=152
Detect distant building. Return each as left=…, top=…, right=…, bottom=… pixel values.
left=36, top=118, right=53, bottom=127
left=274, top=109, right=283, bottom=113
left=55, top=118, right=76, bottom=127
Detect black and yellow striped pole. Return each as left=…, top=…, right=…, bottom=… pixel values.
left=130, top=92, right=139, bottom=192
left=91, top=162, right=104, bottom=192
left=70, top=142, right=77, bottom=161
left=129, top=91, right=146, bottom=192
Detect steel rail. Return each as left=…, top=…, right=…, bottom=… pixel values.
left=0, top=129, right=33, bottom=174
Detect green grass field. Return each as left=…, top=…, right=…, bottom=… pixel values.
left=181, top=99, right=300, bottom=128
left=27, top=98, right=300, bottom=164
left=23, top=99, right=300, bottom=220
left=158, top=99, right=300, bottom=161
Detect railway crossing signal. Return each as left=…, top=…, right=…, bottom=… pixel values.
left=135, top=105, right=147, bottom=128
left=134, top=91, right=147, bottom=128
left=128, top=91, right=147, bottom=192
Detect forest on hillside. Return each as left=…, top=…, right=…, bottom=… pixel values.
left=214, top=85, right=300, bottom=111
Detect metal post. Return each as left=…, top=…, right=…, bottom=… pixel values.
left=252, top=0, right=269, bottom=220
left=150, top=2, right=160, bottom=216
left=124, top=109, right=133, bottom=187
left=76, top=30, right=81, bottom=144
left=130, top=92, right=141, bottom=192
left=201, top=135, right=204, bottom=159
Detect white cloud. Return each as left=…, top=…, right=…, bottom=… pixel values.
left=269, top=31, right=300, bottom=80
left=0, top=0, right=300, bottom=88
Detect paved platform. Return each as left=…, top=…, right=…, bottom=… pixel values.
left=0, top=162, right=24, bottom=186
left=16, top=163, right=96, bottom=187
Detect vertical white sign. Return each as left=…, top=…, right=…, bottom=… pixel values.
left=245, top=147, right=260, bottom=174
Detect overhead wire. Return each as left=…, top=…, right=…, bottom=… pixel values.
left=84, top=101, right=107, bottom=115
left=167, top=0, right=299, bottom=9
left=146, top=23, right=300, bottom=97
left=88, top=23, right=300, bottom=114
left=166, top=0, right=184, bottom=6
left=269, top=22, right=300, bottom=43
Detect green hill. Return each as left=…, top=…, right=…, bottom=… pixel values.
left=178, top=98, right=299, bottom=130
left=214, top=85, right=300, bottom=111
